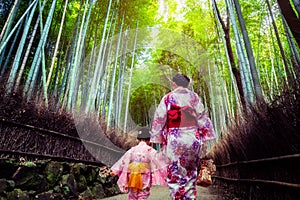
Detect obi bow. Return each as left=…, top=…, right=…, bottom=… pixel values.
left=167, top=105, right=197, bottom=128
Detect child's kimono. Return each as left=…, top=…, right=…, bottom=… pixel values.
left=111, top=141, right=167, bottom=199
left=151, top=87, right=216, bottom=200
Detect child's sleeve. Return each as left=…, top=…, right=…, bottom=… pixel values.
left=111, top=149, right=131, bottom=175
left=110, top=149, right=132, bottom=192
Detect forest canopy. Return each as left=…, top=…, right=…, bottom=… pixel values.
left=0, top=0, right=299, bottom=139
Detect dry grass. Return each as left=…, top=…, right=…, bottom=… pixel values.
left=208, top=81, right=300, bottom=164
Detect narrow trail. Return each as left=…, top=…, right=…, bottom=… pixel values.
left=100, top=185, right=227, bottom=200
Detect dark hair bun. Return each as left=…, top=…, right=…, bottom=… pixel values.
left=172, top=74, right=190, bottom=87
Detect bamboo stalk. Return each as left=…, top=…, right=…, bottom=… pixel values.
left=0, top=0, right=37, bottom=55
left=46, top=0, right=69, bottom=89
left=6, top=1, right=38, bottom=94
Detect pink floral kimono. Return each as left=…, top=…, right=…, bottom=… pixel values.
left=151, top=87, right=216, bottom=200
left=110, top=141, right=167, bottom=199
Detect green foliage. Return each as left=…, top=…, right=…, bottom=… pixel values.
left=129, top=82, right=169, bottom=125
left=127, top=65, right=170, bottom=125
left=0, top=0, right=297, bottom=128
left=23, top=161, right=36, bottom=167
left=184, top=0, right=217, bottom=49
left=119, top=0, right=158, bottom=28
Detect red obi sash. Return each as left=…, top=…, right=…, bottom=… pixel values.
left=167, top=104, right=197, bottom=128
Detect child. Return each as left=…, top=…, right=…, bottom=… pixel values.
left=110, top=127, right=167, bottom=200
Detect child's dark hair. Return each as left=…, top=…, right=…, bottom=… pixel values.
left=137, top=126, right=150, bottom=140
left=138, top=138, right=150, bottom=142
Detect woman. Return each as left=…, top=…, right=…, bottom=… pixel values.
left=150, top=74, right=215, bottom=200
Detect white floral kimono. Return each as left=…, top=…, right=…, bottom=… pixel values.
left=151, top=87, right=216, bottom=200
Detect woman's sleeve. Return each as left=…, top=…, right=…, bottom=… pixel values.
left=149, top=149, right=168, bottom=186
left=150, top=96, right=168, bottom=144
left=194, top=94, right=216, bottom=142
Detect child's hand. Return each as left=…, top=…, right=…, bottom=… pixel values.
left=110, top=170, right=117, bottom=176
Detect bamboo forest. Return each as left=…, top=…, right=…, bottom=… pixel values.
left=0, top=0, right=300, bottom=199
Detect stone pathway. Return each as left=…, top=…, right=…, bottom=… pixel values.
left=100, top=185, right=223, bottom=200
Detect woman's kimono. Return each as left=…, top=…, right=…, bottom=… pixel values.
left=110, top=141, right=167, bottom=199
left=151, top=87, right=215, bottom=200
